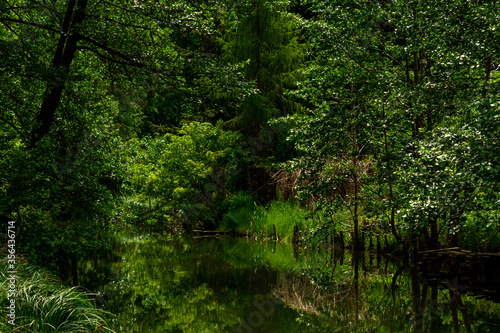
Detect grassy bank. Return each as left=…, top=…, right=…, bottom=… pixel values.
left=218, top=199, right=410, bottom=252
left=0, top=256, right=113, bottom=332
left=219, top=200, right=311, bottom=241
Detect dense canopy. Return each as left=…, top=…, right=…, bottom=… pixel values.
left=0, top=0, right=499, bottom=274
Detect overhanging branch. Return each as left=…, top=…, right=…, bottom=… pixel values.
left=0, top=17, right=60, bottom=34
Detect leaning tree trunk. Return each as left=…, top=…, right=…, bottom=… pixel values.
left=29, top=0, right=88, bottom=148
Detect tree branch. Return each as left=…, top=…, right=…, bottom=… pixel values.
left=85, top=14, right=153, bottom=31
left=0, top=17, right=60, bottom=34
left=77, top=37, right=159, bottom=72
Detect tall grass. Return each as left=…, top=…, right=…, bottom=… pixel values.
left=257, top=200, right=309, bottom=241
left=0, top=258, right=113, bottom=332
left=219, top=200, right=311, bottom=241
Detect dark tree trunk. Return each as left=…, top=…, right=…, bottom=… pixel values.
left=29, top=0, right=89, bottom=148
left=430, top=218, right=439, bottom=249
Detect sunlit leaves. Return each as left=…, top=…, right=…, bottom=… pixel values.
left=127, top=122, right=245, bottom=227
left=279, top=0, right=500, bottom=247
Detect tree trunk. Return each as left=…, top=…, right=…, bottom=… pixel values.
left=430, top=218, right=439, bottom=249
left=353, top=155, right=362, bottom=250
left=485, top=56, right=492, bottom=82
left=384, top=129, right=405, bottom=246
left=29, top=0, right=89, bottom=148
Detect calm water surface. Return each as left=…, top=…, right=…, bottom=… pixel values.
left=79, top=235, right=500, bottom=332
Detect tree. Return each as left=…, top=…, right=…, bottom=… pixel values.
left=129, top=122, right=245, bottom=229
left=0, top=0, right=181, bottom=266
left=0, top=0, right=182, bottom=147
left=224, top=0, right=306, bottom=146
left=281, top=0, right=500, bottom=250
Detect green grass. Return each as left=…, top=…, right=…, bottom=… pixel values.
left=218, top=203, right=255, bottom=232
left=259, top=200, right=310, bottom=241
left=0, top=258, right=113, bottom=332
left=219, top=200, right=311, bottom=241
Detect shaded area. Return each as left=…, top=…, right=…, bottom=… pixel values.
left=78, top=236, right=500, bottom=332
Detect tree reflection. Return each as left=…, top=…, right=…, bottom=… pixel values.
left=78, top=236, right=500, bottom=332
left=411, top=267, right=475, bottom=333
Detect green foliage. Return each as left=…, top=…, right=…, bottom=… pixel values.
left=224, top=0, right=307, bottom=160
left=396, top=109, right=500, bottom=244
left=218, top=191, right=256, bottom=230
left=221, top=190, right=256, bottom=212
left=0, top=0, right=498, bottom=293
left=0, top=0, right=164, bottom=266
left=460, top=211, right=500, bottom=251
left=14, top=215, right=114, bottom=269
left=220, top=199, right=310, bottom=241
left=0, top=86, right=127, bottom=266
left=279, top=0, right=500, bottom=250
left=127, top=121, right=246, bottom=228
left=0, top=259, right=113, bottom=332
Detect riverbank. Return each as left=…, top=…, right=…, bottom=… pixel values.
left=0, top=253, right=112, bottom=332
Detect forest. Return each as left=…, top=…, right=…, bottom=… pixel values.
left=1, top=0, right=499, bottom=331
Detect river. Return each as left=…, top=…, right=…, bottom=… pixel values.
left=79, top=234, right=500, bottom=332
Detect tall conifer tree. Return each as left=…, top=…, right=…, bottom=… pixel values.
left=224, top=0, right=306, bottom=141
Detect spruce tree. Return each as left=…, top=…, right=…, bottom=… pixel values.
left=224, top=0, right=306, bottom=142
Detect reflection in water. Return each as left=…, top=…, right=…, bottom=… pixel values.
left=79, top=235, right=500, bottom=332
left=409, top=270, right=473, bottom=333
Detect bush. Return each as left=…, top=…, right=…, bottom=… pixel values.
left=129, top=121, right=247, bottom=229
left=219, top=204, right=255, bottom=232
left=460, top=211, right=500, bottom=252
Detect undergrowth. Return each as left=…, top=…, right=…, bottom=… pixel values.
left=219, top=199, right=310, bottom=241
left=0, top=257, right=113, bottom=332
